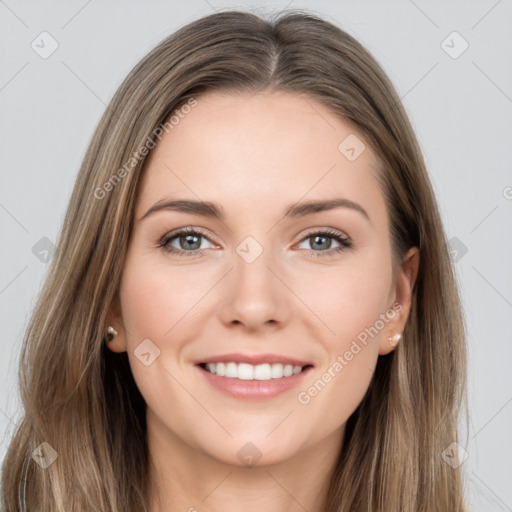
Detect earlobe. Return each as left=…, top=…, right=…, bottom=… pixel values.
left=104, top=296, right=127, bottom=353
left=378, top=247, right=420, bottom=355
left=379, top=330, right=403, bottom=356
left=105, top=326, right=118, bottom=342
left=104, top=324, right=128, bottom=353
left=387, top=333, right=402, bottom=347
left=104, top=324, right=127, bottom=353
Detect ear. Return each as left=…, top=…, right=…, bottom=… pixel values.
left=379, top=247, right=420, bottom=355
left=104, top=294, right=128, bottom=353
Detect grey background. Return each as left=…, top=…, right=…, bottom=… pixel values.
left=1, top=1, right=511, bottom=510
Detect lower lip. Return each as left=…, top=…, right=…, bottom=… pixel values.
left=195, top=365, right=313, bottom=401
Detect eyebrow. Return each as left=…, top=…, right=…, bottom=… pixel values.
left=140, top=198, right=370, bottom=223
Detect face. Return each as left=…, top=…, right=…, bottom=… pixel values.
left=107, top=91, right=418, bottom=468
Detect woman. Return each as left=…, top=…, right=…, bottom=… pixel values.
left=1, top=9, right=468, bottom=512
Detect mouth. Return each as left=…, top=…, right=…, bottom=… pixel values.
left=194, top=356, right=314, bottom=401
left=197, top=361, right=314, bottom=381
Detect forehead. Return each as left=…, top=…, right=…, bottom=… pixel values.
left=137, top=91, right=386, bottom=224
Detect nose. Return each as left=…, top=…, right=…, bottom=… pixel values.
left=217, top=243, right=290, bottom=332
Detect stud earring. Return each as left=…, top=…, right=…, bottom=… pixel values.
left=105, top=326, right=118, bottom=343
left=387, top=333, right=402, bottom=347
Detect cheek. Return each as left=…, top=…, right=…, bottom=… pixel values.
left=119, top=253, right=208, bottom=342
left=292, top=252, right=392, bottom=420
left=294, top=254, right=393, bottom=346
left=117, top=253, right=201, bottom=406
left=294, top=263, right=391, bottom=433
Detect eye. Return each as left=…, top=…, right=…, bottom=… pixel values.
left=295, top=228, right=352, bottom=257
left=158, top=227, right=216, bottom=257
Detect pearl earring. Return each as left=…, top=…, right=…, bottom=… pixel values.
left=387, top=333, right=402, bottom=347
left=105, top=326, right=118, bottom=343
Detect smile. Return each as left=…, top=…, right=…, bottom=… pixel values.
left=195, top=360, right=314, bottom=400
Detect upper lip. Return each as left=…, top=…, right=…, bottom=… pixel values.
left=195, top=353, right=313, bottom=367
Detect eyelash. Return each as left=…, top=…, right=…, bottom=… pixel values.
left=158, top=226, right=352, bottom=258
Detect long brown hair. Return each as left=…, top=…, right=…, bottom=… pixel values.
left=1, top=9, right=467, bottom=511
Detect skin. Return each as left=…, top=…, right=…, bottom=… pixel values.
left=106, top=90, right=419, bottom=512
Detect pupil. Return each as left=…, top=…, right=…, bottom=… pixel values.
left=182, top=234, right=200, bottom=250
left=312, top=235, right=330, bottom=250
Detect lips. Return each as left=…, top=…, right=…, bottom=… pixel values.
left=193, top=352, right=314, bottom=400
left=195, top=362, right=313, bottom=400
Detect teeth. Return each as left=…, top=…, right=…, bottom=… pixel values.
left=203, top=362, right=304, bottom=380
